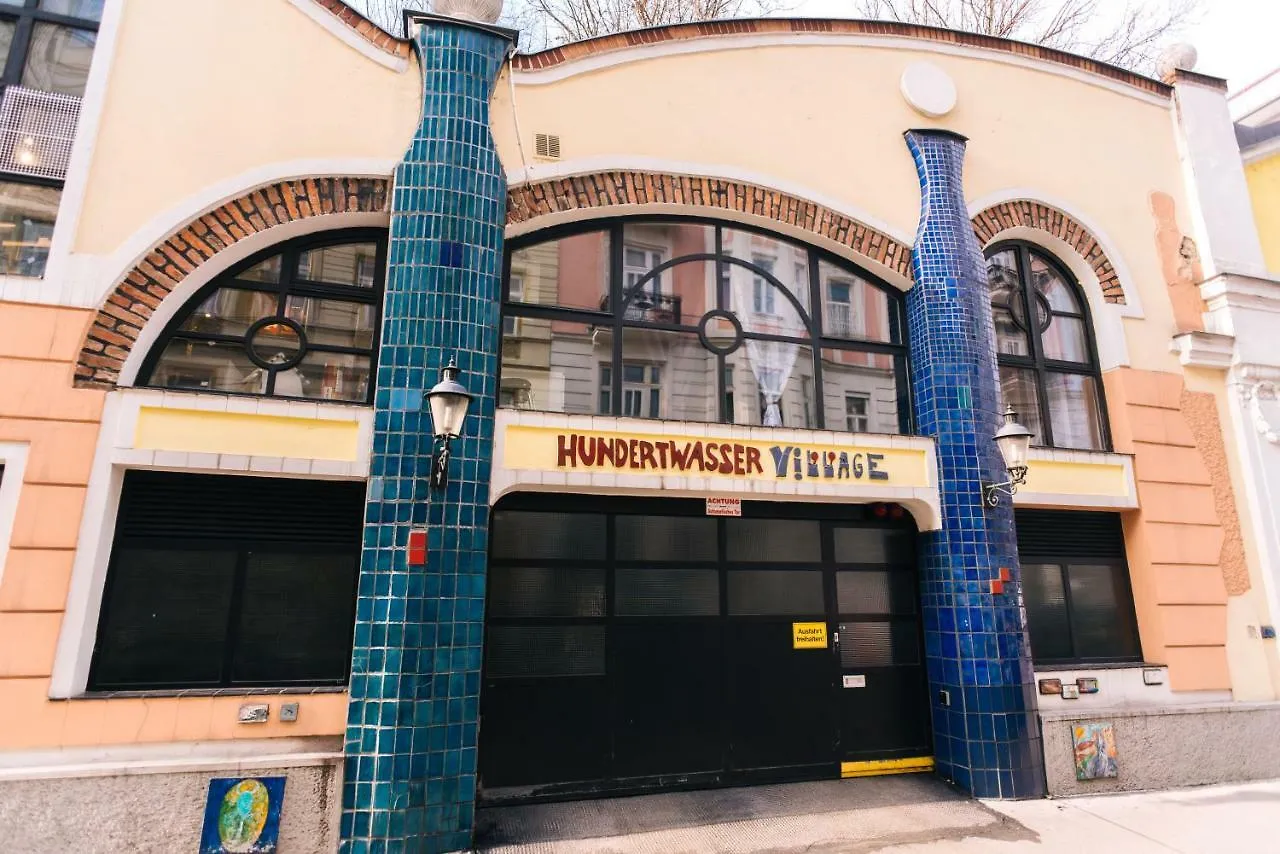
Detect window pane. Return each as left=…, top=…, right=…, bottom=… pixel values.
left=723, top=341, right=814, bottom=427
left=486, top=625, right=606, bottom=678
left=91, top=549, right=237, bottom=688
left=725, top=519, right=821, bottom=562
left=1045, top=373, right=1105, bottom=450
left=616, top=568, right=720, bottom=616
left=149, top=338, right=264, bottom=394
left=620, top=328, right=717, bottom=422
left=0, top=181, right=58, bottom=277
left=40, top=0, right=105, bottom=20
left=178, top=288, right=276, bottom=337
left=230, top=551, right=358, bottom=684
left=615, top=515, right=717, bottom=562
left=276, top=351, right=370, bottom=401
left=500, top=314, right=606, bottom=416
left=999, top=366, right=1045, bottom=445
left=490, top=510, right=606, bottom=561
left=488, top=567, right=605, bottom=617
left=1021, top=563, right=1073, bottom=662
left=821, top=348, right=904, bottom=434
left=620, top=222, right=714, bottom=320
left=727, top=569, right=824, bottom=615
left=833, top=527, right=914, bottom=565
left=819, top=260, right=893, bottom=342
left=838, top=621, right=919, bottom=667
left=722, top=227, right=810, bottom=313
left=509, top=230, right=610, bottom=311
left=1067, top=564, right=1141, bottom=660
left=729, top=264, right=809, bottom=337
left=22, top=23, right=96, bottom=97
left=0, top=20, right=14, bottom=71
left=285, top=295, right=375, bottom=349
left=836, top=571, right=916, bottom=615
left=987, top=249, right=1031, bottom=357
left=1041, top=315, right=1089, bottom=363
left=236, top=255, right=282, bottom=284
left=1030, top=253, right=1082, bottom=313
left=297, top=242, right=378, bottom=288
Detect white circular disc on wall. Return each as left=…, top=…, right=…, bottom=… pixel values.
left=900, top=61, right=958, bottom=118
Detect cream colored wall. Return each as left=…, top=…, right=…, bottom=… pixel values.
left=1245, top=152, right=1280, bottom=274
left=493, top=44, right=1190, bottom=374
left=71, top=0, right=419, bottom=258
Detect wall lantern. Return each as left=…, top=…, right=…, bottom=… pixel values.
left=983, top=405, right=1033, bottom=507
left=425, top=358, right=474, bottom=492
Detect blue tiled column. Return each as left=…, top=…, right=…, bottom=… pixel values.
left=904, top=130, right=1045, bottom=799
left=341, top=16, right=512, bottom=853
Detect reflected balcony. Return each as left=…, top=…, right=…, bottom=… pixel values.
left=600, top=292, right=682, bottom=324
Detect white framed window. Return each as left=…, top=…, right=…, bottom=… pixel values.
left=752, top=254, right=777, bottom=315
left=504, top=274, right=524, bottom=335
left=826, top=278, right=865, bottom=338
left=845, top=393, right=870, bottom=433
left=624, top=244, right=665, bottom=302
left=601, top=362, right=662, bottom=419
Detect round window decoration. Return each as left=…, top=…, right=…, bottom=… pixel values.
left=246, top=317, right=306, bottom=370
left=697, top=309, right=744, bottom=355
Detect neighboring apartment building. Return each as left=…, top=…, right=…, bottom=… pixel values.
left=1, top=2, right=1279, bottom=852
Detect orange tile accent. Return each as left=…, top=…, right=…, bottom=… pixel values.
left=0, top=303, right=95, bottom=361
left=1130, top=442, right=1212, bottom=486
left=59, top=697, right=108, bottom=747
left=0, top=612, right=61, bottom=677
left=1160, top=605, right=1229, bottom=647
left=1164, top=645, right=1232, bottom=692
left=172, top=696, right=216, bottom=743
left=0, top=419, right=100, bottom=486
left=10, top=485, right=87, bottom=549
left=1149, top=564, right=1230, bottom=606
left=0, top=358, right=104, bottom=422
left=1134, top=482, right=1219, bottom=525
left=0, top=549, right=75, bottom=612
left=0, top=678, right=65, bottom=749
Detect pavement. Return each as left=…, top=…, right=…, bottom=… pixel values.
left=474, top=776, right=1280, bottom=853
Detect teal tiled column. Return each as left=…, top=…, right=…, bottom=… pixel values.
left=341, top=14, right=513, bottom=853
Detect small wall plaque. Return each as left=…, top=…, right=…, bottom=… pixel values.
left=1076, top=677, right=1100, bottom=694
left=200, top=777, right=286, bottom=853
left=1073, top=722, right=1119, bottom=780
left=1038, top=678, right=1063, bottom=695
left=1061, top=684, right=1080, bottom=699
left=843, top=674, right=866, bottom=688
left=237, top=704, right=269, bottom=724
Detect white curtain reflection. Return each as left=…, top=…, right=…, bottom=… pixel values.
left=728, top=267, right=806, bottom=426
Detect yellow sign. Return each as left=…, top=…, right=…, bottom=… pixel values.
left=502, top=425, right=931, bottom=487
left=792, top=622, right=828, bottom=649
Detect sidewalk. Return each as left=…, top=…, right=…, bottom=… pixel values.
left=474, top=776, right=1280, bottom=853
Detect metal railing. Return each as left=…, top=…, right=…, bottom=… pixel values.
left=600, top=292, right=683, bottom=324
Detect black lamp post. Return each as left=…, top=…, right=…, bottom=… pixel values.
left=424, top=358, right=474, bottom=492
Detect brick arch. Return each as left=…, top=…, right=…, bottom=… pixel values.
left=970, top=200, right=1126, bottom=305
left=74, top=177, right=390, bottom=389
left=506, top=172, right=916, bottom=283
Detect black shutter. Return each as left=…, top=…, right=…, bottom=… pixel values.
left=1014, top=509, right=1125, bottom=559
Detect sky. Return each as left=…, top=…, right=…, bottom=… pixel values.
left=796, top=0, right=1280, bottom=91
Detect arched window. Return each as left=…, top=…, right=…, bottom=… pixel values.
left=499, top=218, right=910, bottom=433
left=986, top=242, right=1109, bottom=450
left=139, top=230, right=386, bottom=403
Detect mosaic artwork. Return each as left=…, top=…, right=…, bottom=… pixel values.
left=200, top=777, right=286, bottom=854
left=1073, top=722, right=1120, bottom=780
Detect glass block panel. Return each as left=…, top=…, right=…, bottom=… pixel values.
left=727, top=569, right=823, bottom=615
left=838, top=621, right=919, bottom=667
left=179, top=288, right=277, bottom=337
left=149, top=338, right=264, bottom=394
left=490, top=511, right=606, bottom=561
left=615, top=515, right=717, bottom=562
left=833, top=527, right=914, bottom=566
left=836, top=571, right=916, bottom=616
left=1021, top=563, right=1072, bottom=662
left=486, top=626, right=606, bottom=678
left=488, top=567, right=605, bottom=618
left=296, top=242, right=378, bottom=288
left=1045, top=373, right=1105, bottom=450
left=1068, top=564, right=1142, bottom=660
left=508, top=230, right=611, bottom=311
left=725, top=519, right=821, bottom=563
left=616, top=568, right=720, bottom=617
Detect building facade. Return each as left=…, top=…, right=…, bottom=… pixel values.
left=1, top=2, right=1280, bottom=852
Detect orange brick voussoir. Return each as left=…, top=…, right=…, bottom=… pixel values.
left=506, top=171, right=916, bottom=283
left=73, top=177, right=391, bottom=390
left=970, top=200, right=1127, bottom=305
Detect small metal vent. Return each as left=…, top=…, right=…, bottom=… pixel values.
left=0, top=86, right=81, bottom=180
left=534, top=132, right=561, bottom=159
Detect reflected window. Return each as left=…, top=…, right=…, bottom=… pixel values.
left=140, top=231, right=384, bottom=403
left=0, top=181, right=58, bottom=276
left=500, top=219, right=908, bottom=432
left=985, top=243, right=1108, bottom=450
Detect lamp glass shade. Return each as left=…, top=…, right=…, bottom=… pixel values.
left=426, top=363, right=473, bottom=439
left=993, top=406, right=1033, bottom=473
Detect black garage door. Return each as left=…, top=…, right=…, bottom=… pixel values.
left=478, top=495, right=930, bottom=801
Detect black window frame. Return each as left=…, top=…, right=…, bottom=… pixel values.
left=986, top=240, right=1111, bottom=450
left=500, top=215, right=913, bottom=433
left=137, top=228, right=388, bottom=404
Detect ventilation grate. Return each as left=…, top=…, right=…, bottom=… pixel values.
left=534, top=133, right=561, bottom=159
left=0, top=86, right=81, bottom=180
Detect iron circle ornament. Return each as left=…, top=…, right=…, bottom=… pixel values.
left=697, top=309, right=744, bottom=355
left=245, top=316, right=307, bottom=371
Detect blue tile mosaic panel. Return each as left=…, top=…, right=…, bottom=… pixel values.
left=903, top=130, right=1045, bottom=799
left=341, top=17, right=513, bottom=854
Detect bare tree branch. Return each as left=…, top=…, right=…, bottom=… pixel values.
left=507, top=0, right=784, bottom=50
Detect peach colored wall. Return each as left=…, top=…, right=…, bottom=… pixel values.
left=1103, top=368, right=1237, bottom=691
left=0, top=301, right=349, bottom=750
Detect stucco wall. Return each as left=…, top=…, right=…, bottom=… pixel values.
left=1041, top=703, right=1280, bottom=796
left=0, top=761, right=340, bottom=853
left=1245, top=152, right=1280, bottom=274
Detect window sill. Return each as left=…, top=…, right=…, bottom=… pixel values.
left=71, top=685, right=348, bottom=700
left=1034, top=661, right=1159, bottom=671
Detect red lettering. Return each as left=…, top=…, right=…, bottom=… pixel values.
left=718, top=443, right=734, bottom=474
left=598, top=438, right=614, bottom=467
left=638, top=441, right=657, bottom=469
left=628, top=439, right=640, bottom=469
left=706, top=442, right=719, bottom=472
left=746, top=446, right=763, bottom=474
left=615, top=439, right=628, bottom=467
left=579, top=435, right=597, bottom=466
left=557, top=434, right=577, bottom=467
left=671, top=442, right=689, bottom=470
left=656, top=441, right=670, bottom=469
left=732, top=444, right=746, bottom=476
left=688, top=441, right=706, bottom=471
